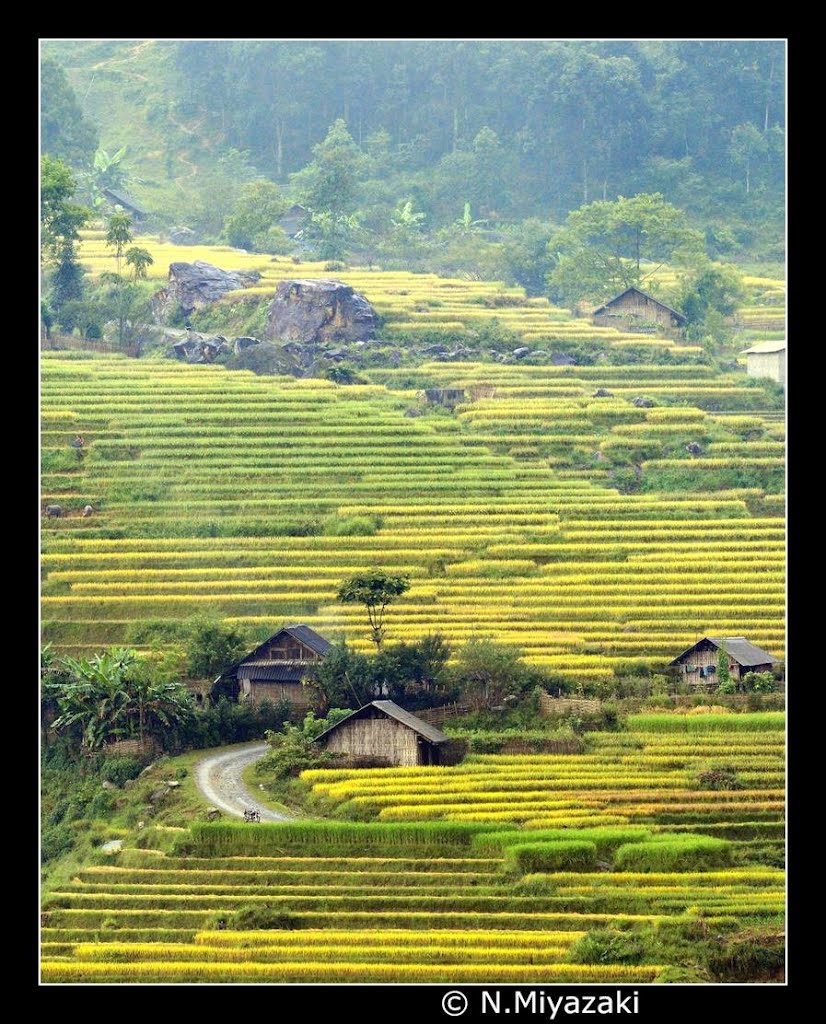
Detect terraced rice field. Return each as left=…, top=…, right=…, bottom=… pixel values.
left=41, top=351, right=784, bottom=677
left=77, top=231, right=702, bottom=352
left=41, top=717, right=784, bottom=982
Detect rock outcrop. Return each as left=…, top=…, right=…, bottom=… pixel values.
left=172, top=333, right=231, bottom=364
left=265, top=280, right=378, bottom=347
left=153, top=261, right=261, bottom=320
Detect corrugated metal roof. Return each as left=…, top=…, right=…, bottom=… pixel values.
left=670, top=637, right=780, bottom=667
left=213, top=624, right=331, bottom=685
left=315, top=700, right=450, bottom=745
left=238, top=662, right=309, bottom=683
left=592, top=287, right=687, bottom=324
left=742, top=340, right=786, bottom=354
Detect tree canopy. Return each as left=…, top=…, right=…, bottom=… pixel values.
left=337, top=569, right=411, bottom=649
left=547, top=193, right=705, bottom=305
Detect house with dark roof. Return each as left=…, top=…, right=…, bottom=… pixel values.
left=213, top=624, right=332, bottom=707
left=592, top=286, right=686, bottom=335
left=669, top=637, right=780, bottom=685
left=101, top=187, right=148, bottom=221
left=315, top=700, right=450, bottom=766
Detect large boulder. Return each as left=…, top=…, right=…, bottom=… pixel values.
left=168, top=226, right=198, bottom=245
left=265, top=280, right=378, bottom=347
left=153, top=261, right=261, bottom=320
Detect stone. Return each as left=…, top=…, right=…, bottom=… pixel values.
left=404, top=407, right=422, bottom=418
left=148, top=787, right=168, bottom=804
left=685, top=442, right=703, bottom=455
left=100, top=839, right=123, bottom=853
left=172, top=333, right=231, bottom=365
left=551, top=352, right=578, bottom=366
left=234, top=336, right=260, bottom=354
left=532, top=349, right=549, bottom=357
left=168, top=226, right=198, bottom=245
left=632, top=396, right=655, bottom=408
left=206, top=807, right=221, bottom=821
left=512, top=347, right=531, bottom=359
left=101, top=781, right=115, bottom=790
left=592, top=388, right=614, bottom=398
left=44, top=505, right=63, bottom=518
left=165, top=780, right=181, bottom=789
left=265, top=280, right=378, bottom=347
left=153, top=261, right=261, bottom=320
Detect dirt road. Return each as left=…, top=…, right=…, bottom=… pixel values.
left=194, top=742, right=291, bottom=822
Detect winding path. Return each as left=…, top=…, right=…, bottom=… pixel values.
left=194, top=742, right=292, bottom=822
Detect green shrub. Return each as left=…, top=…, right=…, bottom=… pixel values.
left=568, top=928, right=647, bottom=965
left=101, top=756, right=144, bottom=787
left=694, top=766, right=742, bottom=791
left=504, top=840, right=597, bottom=874
left=614, top=836, right=733, bottom=872
left=708, top=928, right=785, bottom=982
left=227, top=906, right=303, bottom=930
left=41, top=823, right=75, bottom=863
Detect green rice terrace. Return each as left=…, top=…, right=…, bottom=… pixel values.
left=41, top=714, right=785, bottom=983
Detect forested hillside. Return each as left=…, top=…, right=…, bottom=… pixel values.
left=41, top=39, right=784, bottom=260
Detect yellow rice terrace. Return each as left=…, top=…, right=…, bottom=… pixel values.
left=41, top=353, right=784, bottom=676
left=41, top=714, right=785, bottom=983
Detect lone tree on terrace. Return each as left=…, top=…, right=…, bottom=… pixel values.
left=337, top=569, right=411, bottom=650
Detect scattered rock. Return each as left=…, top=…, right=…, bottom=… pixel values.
left=685, top=442, right=703, bottom=455
left=512, top=347, right=531, bottom=359
left=206, top=807, right=222, bottom=821
left=234, top=336, right=260, bottom=354
left=44, top=505, right=63, bottom=518
left=632, top=396, right=655, bottom=408
left=165, top=780, right=181, bottom=789
left=82, top=504, right=95, bottom=517
left=137, top=821, right=145, bottom=830
left=404, top=407, right=422, bottom=418
left=148, top=787, right=168, bottom=805
left=265, top=280, right=378, bottom=347
left=592, top=388, right=614, bottom=398
left=100, top=839, right=123, bottom=853
left=101, top=781, right=115, bottom=790
left=139, top=765, right=154, bottom=777
left=153, top=261, right=261, bottom=320
left=532, top=349, right=549, bottom=357
left=123, top=779, right=136, bottom=790
left=172, top=333, right=231, bottom=364
left=168, top=226, right=198, bottom=245
left=551, top=352, right=578, bottom=366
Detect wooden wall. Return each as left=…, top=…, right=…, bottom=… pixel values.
left=323, top=716, right=422, bottom=766
left=242, top=681, right=312, bottom=708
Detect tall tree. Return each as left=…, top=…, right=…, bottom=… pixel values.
left=547, top=192, right=704, bottom=305
left=337, top=569, right=411, bottom=650
left=41, top=156, right=91, bottom=309
left=40, top=57, right=98, bottom=168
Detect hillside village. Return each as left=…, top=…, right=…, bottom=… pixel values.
left=40, top=38, right=786, bottom=989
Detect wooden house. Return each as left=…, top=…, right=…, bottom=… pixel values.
left=669, top=637, right=780, bottom=685
left=314, top=700, right=450, bottom=766
left=278, top=204, right=309, bottom=238
left=213, top=624, right=331, bottom=707
left=742, top=341, right=786, bottom=386
left=101, top=187, right=147, bottom=222
left=592, top=287, right=686, bottom=335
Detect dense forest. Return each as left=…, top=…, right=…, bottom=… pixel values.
left=41, top=39, right=784, bottom=262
